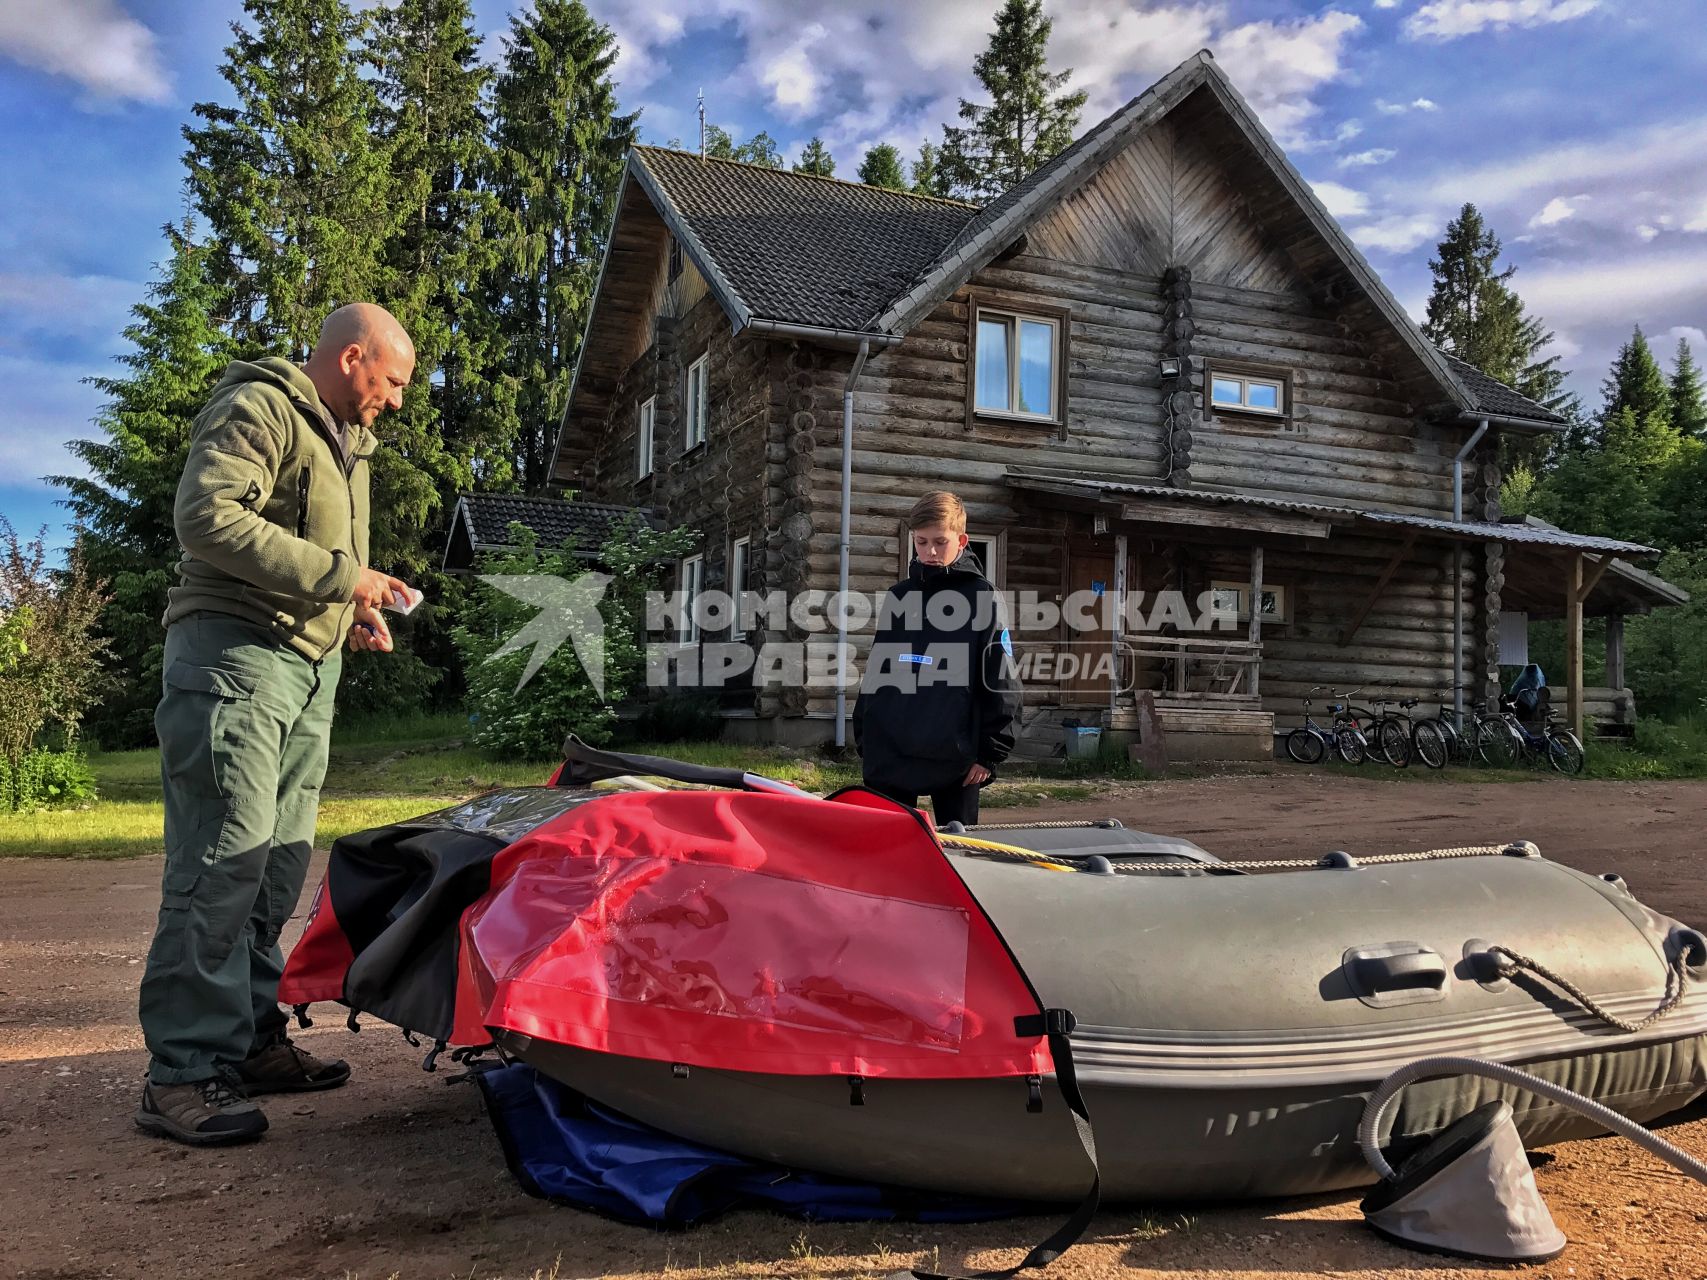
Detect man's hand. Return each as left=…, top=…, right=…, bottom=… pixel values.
left=352, top=566, right=414, bottom=611
left=963, top=762, right=992, bottom=786
left=348, top=605, right=393, bottom=654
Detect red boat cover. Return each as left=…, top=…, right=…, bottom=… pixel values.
left=452, top=789, right=1051, bottom=1079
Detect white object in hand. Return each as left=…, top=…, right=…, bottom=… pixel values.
left=382, top=586, right=423, bottom=616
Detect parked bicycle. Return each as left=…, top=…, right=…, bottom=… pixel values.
left=1286, top=687, right=1369, bottom=765
left=1498, top=695, right=1586, bottom=775
left=1361, top=696, right=1419, bottom=768
left=1413, top=696, right=1520, bottom=769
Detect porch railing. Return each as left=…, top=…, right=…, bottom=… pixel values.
left=1122, top=634, right=1263, bottom=703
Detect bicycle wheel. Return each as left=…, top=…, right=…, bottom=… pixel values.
left=1548, top=728, right=1585, bottom=775
left=1377, top=719, right=1412, bottom=768
left=1335, top=725, right=1367, bottom=765
left=1286, top=727, right=1326, bottom=764
left=1412, top=719, right=1448, bottom=769
left=1474, top=718, right=1519, bottom=767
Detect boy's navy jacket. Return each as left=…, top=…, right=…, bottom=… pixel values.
left=853, top=550, right=1022, bottom=796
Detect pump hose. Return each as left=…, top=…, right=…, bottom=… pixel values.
left=1358, top=1055, right=1707, bottom=1185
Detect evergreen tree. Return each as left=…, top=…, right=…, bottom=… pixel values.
left=365, top=0, right=495, bottom=574
left=1668, top=337, right=1706, bottom=437
left=183, top=0, right=396, bottom=356
left=1421, top=203, right=1579, bottom=428
left=910, top=140, right=948, bottom=197
left=793, top=136, right=835, bottom=177
left=1532, top=406, right=1685, bottom=548
left=1600, top=326, right=1672, bottom=433
left=939, top=0, right=1086, bottom=199
left=857, top=143, right=907, bottom=190
left=49, top=226, right=231, bottom=746
left=666, top=124, right=783, bottom=168
left=484, top=0, right=636, bottom=492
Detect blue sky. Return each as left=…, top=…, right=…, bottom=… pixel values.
left=3, top=0, right=1705, bottom=557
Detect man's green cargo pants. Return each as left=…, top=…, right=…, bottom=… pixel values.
left=139, top=613, right=342, bottom=1085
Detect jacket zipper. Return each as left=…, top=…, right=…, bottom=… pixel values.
left=296, top=467, right=311, bottom=538
left=321, top=437, right=366, bottom=662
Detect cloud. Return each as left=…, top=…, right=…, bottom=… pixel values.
left=1662, top=326, right=1706, bottom=353
left=1517, top=247, right=1707, bottom=321
left=1311, top=180, right=1370, bottom=219
left=1373, top=0, right=1403, bottom=8
left=1339, top=147, right=1398, bottom=168
left=1636, top=224, right=1659, bottom=241
left=1404, top=0, right=1600, bottom=41
left=1347, top=212, right=1439, bottom=253
left=1376, top=96, right=1438, bottom=114
left=0, top=353, right=102, bottom=491
left=0, top=0, right=170, bottom=104
left=1529, top=195, right=1582, bottom=227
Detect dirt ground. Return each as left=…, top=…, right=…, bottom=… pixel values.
left=2, top=773, right=1704, bottom=1280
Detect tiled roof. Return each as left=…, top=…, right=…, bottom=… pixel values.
left=456, top=493, right=656, bottom=554
left=1006, top=471, right=1658, bottom=555
left=632, top=146, right=977, bottom=332
left=1440, top=353, right=1567, bottom=425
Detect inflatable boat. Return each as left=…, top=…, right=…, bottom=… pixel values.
left=281, top=740, right=1707, bottom=1205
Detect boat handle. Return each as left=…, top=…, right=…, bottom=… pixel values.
left=1355, top=950, right=1447, bottom=993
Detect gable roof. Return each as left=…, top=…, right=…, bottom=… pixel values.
left=442, top=493, right=656, bottom=571
left=631, top=147, right=977, bottom=334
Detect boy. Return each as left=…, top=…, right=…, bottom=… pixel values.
left=853, top=490, right=1021, bottom=825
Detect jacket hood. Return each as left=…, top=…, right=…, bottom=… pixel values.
left=213, top=357, right=375, bottom=459
left=908, top=549, right=989, bottom=587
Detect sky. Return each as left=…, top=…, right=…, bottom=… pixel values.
left=2, top=0, right=1705, bottom=557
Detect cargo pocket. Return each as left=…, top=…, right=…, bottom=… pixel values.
left=158, top=658, right=260, bottom=801
left=151, top=868, right=202, bottom=971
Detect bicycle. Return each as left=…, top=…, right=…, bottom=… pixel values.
left=1417, top=697, right=1519, bottom=768
left=1329, top=688, right=1371, bottom=765
left=1499, top=696, right=1586, bottom=775
left=1362, top=696, right=1418, bottom=768
left=1285, top=688, right=1368, bottom=765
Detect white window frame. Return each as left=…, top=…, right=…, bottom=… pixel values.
left=1209, top=371, right=1286, bottom=417
left=1209, top=579, right=1289, bottom=625
left=636, top=396, right=656, bottom=479
left=679, top=554, right=704, bottom=644
left=973, top=307, right=1061, bottom=423
left=685, top=353, right=709, bottom=450
left=728, top=536, right=751, bottom=640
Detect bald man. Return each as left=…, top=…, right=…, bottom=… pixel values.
left=138, top=305, right=417, bottom=1146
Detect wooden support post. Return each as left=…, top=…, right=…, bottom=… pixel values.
left=1338, top=532, right=1416, bottom=647
left=1606, top=614, right=1626, bottom=691
left=1566, top=553, right=1585, bottom=740
left=1247, top=544, right=1263, bottom=698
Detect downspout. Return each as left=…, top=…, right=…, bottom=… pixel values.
left=836, top=339, right=873, bottom=749
left=1452, top=419, right=1490, bottom=717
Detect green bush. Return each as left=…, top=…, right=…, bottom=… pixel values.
left=451, top=518, right=695, bottom=760
left=0, top=748, right=98, bottom=811
left=623, top=690, right=726, bottom=744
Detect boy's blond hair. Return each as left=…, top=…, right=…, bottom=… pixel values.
left=907, top=490, right=967, bottom=535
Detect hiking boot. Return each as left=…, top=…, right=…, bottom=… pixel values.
left=136, top=1074, right=268, bottom=1147
left=233, top=1033, right=350, bottom=1096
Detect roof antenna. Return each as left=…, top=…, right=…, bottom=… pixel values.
left=697, top=89, right=706, bottom=161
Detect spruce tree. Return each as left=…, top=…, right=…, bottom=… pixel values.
left=857, top=143, right=907, bottom=190
left=940, top=0, right=1086, bottom=199
left=1600, top=327, right=1671, bottom=432
left=50, top=226, right=231, bottom=745
left=485, top=0, right=636, bottom=492
left=1668, top=338, right=1706, bottom=437
left=910, top=141, right=948, bottom=197
left=793, top=137, right=835, bottom=177
left=365, top=0, right=495, bottom=574
left=667, top=124, right=783, bottom=168
left=1421, top=203, right=1581, bottom=438
left=183, top=0, right=396, bottom=356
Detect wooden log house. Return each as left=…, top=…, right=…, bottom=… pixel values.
left=485, top=50, right=1683, bottom=757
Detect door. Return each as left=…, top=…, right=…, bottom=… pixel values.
left=1061, top=544, right=1131, bottom=706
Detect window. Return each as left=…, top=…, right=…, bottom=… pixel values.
left=667, top=236, right=683, bottom=282
left=679, top=554, right=704, bottom=644
left=636, top=396, right=656, bottom=479
left=685, top=353, right=709, bottom=449
left=972, top=306, right=1061, bottom=422
left=1208, top=370, right=1286, bottom=416
left=1210, top=579, right=1288, bottom=625
left=729, top=536, right=751, bottom=640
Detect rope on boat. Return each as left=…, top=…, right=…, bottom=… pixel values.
left=1491, top=946, right=1692, bottom=1033
left=936, top=836, right=1515, bottom=873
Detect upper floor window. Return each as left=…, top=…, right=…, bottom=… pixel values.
left=667, top=236, right=684, bottom=282
left=685, top=353, right=709, bottom=449
left=973, top=305, right=1062, bottom=422
left=637, top=396, right=656, bottom=479
left=1208, top=368, right=1287, bottom=417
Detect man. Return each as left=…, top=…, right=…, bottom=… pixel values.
left=137, top=304, right=417, bottom=1146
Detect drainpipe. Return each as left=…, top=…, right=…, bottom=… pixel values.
left=836, top=339, right=873, bottom=749
left=1452, top=419, right=1490, bottom=717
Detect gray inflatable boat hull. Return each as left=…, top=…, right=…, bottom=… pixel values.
left=500, top=825, right=1707, bottom=1203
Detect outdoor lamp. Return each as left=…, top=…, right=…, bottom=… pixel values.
left=1159, top=357, right=1181, bottom=379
